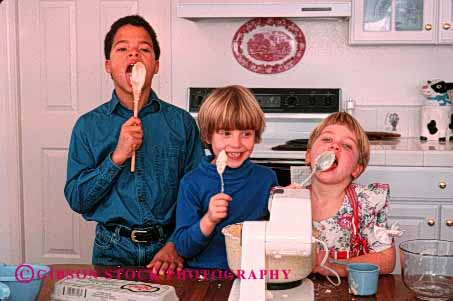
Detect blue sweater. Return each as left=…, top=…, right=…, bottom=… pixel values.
left=173, top=156, right=278, bottom=269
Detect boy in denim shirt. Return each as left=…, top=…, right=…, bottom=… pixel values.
left=64, top=15, right=204, bottom=273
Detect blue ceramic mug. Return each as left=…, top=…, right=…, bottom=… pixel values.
left=347, top=263, right=379, bottom=296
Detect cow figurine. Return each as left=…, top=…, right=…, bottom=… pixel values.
left=420, top=80, right=453, bottom=142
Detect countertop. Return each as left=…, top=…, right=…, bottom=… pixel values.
left=251, top=138, right=453, bottom=167
left=38, top=264, right=418, bottom=301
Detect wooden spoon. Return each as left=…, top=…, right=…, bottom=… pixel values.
left=130, top=62, right=146, bottom=172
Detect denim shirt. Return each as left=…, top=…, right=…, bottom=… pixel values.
left=64, top=91, right=204, bottom=231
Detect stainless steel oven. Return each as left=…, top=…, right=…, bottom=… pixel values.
left=188, top=87, right=341, bottom=186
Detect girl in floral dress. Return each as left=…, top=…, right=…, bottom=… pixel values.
left=304, top=112, right=396, bottom=277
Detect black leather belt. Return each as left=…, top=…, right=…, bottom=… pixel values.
left=103, top=223, right=173, bottom=243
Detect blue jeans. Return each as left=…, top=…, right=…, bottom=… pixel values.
left=92, top=224, right=166, bottom=266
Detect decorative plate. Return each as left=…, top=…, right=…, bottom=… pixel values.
left=232, top=18, right=306, bottom=74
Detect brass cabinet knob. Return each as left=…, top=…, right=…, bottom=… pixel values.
left=439, top=181, right=447, bottom=189
left=443, top=23, right=451, bottom=30
left=427, top=219, right=435, bottom=226
left=447, top=220, right=453, bottom=227
left=425, top=24, right=433, bottom=31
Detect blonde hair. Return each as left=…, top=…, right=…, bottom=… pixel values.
left=197, top=85, right=265, bottom=145
left=307, top=112, right=370, bottom=173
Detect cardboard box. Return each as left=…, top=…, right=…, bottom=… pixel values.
left=50, top=276, right=178, bottom=301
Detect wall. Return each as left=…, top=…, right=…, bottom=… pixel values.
left=170, top=4, right=452, bottom=137
left=0, top=0, right=23, bottom=264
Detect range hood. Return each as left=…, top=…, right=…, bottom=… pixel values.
left=176, top=2, right=351, bottom=19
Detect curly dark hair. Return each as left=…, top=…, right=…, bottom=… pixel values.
left=104, top=15, right=160, bottom=60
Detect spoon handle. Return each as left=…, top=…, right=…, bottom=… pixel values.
left=131, top=98, right=139, bottom=172
left=300, top=168, right=316, bottom=187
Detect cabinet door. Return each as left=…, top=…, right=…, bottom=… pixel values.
left=349, top=0, right=437, bottom=44
left=389, top=204, right=439, bottom=274
left=440, top=205, right=453, bottom=240
left=439, top=0, right=453, bottom=44
left=389, top=204, right=439, bottom=242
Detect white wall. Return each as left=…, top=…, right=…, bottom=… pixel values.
left=170, top=10, right=451, bottom=109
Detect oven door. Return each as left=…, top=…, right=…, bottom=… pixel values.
left=251, top=158, right=306, bottom=186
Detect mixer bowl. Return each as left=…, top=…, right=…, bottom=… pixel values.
left=222, top=223, right=315, bottom=284
left=399, top=239, right=453, bottom=301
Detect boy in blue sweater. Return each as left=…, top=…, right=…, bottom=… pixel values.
left=173, top=85, right=278, bottom=269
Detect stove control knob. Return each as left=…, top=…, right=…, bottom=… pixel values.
left=196, top=95, right=204, bottom=106
left=285, top=96, right=297, bottom=107
left=324, top=96, right=332, bottom=106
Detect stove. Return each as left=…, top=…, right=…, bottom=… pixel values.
left=271, top=139, right=309, bottom=151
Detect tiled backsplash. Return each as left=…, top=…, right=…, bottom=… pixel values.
left=261, top=106, right=424, bottom=140
left=354, top=105, right=421, bottom=137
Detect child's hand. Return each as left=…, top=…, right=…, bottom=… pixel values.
left=206, top=193, right=232, bottom=224
left=112, top=117, right=143, bottom=165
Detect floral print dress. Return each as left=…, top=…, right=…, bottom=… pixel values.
left=313, top=183, right=391, bottom=259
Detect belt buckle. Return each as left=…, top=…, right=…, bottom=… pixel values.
left=131, top=229, right=148, bottom=243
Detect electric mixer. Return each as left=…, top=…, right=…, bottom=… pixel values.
left=223, top=152, right=340, bottom=300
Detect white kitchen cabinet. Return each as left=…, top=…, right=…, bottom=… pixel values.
left=388, top=204, right=439, bottom=242
left=388, top=204, right=453, bottom=273
left=349, top=0, right=453, bottom=44
left=387, top=203, right=439, bottom=274
left=358, top=166, right=452, bottom=200
left=439, top=0, right=453, bottom=43
left=356, top=165, right=453, bottom=273
left=440, top=205, right=453, bottom=240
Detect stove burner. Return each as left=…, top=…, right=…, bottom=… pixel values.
left=271, top=139, right=308, bottom=151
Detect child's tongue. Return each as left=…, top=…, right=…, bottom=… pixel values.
left=324, top=162, right=337, bottom=172
left=126, top=73, right=132, bottom=86
left=125, top=64, right=133, bottom=86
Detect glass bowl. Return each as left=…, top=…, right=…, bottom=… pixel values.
left=399, top=239, right=453, bottom=301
